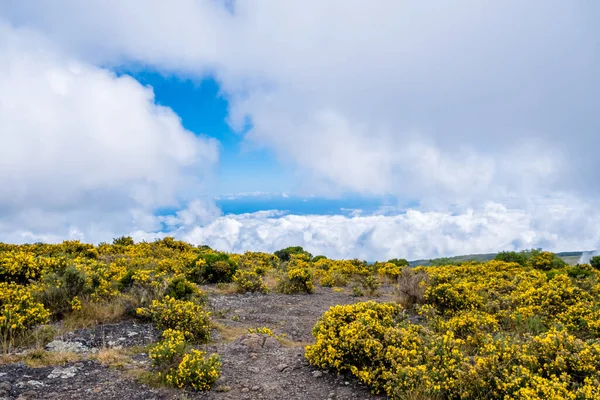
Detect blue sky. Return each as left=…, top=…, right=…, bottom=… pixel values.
left=1, top=1, right=599, bottom=260
left=126, top=70, right=294, bottom=197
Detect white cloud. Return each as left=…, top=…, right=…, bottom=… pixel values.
left=183, top=195, right=600, bottom=261
left=1, top=0, right=597, bottom=204
left=0, top=22, right=219, bottom=243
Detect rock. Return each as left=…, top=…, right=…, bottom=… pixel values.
left=239, top=334, right=263, bottom=351
left=45, top=340, right=88, bottom=353
left=263, top=336, right=280, bottom=349
left=241, top=388, right=250, bottom=393
left=47, top=366, right=78, bottom=379
left=214, top=385, right=231, bottom=392
left=251, top=386, right=260, bottom=391
left=27, top=380, right=44, bottom=388
left=0, top=382, right=11, bottom=392
left=276, top=363, right=289, bottom=372
left=17, top=390, right=38, bottom=399
left=312, top=371, right=323, bottom=378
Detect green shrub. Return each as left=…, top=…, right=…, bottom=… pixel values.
left=37, top=265, right=90, bottom=317
left=186, top=253, right=237, bottom=284
left=274, top=246, right=313, bottom=262
left=164, top=276, right=206, bottom=302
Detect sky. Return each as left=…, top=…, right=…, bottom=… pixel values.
left=0, top=1, right=599, bottom=261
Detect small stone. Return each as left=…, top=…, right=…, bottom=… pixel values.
left=47, top=366, right=78, bottom=379
left=276, top=363, right=289, bottom=372
left=251, top=386, right=260, bottom=391
left=312, top=371, right=323, bottom=378
left=344, top=381, right=350, bottom=385
left=328, top=392, right=335, bottom=397
left=241, top=388, right=250, bottom=393
left=45, top=340, right=87, bottom=354
left=27, top=381, right=44, bottom=388
left=215, top=385, right=231, bottom=392
left=0, top=382, right=11, bottom=391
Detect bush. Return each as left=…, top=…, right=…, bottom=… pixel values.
left=165, top=349, right=221, bottom=391
left=137, top=296, right=211, bottom=343
left=274, top=246, right=313, bottom=262
left=186, top=253, right=237, bottom=284
left=377, top=262, right=403, bottom=280
left=233, top=270, right=268, bottom=294
left=494, top=251, right=528, bottom=266
left=590, top=256, right=600, bottom=270
left=306, top=301, right=403, bottom=392
left=164, top=276, right=206, bottom=302
left=395, top=268, right=428, bottom=309
left=1, top=283, right=50, bottom=352
left=36, top=265, right=91, bottom=317
left=277, top=266, right=314, bottom=294
left=112, top=236, right=134, bottom=246
left=529, top=251, right=567, bottom=271
left=149, top=329, right=187, bottom=370
left=149, top=329, right=221, bottom=391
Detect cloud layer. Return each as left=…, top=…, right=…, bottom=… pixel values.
left=0, top=22, right=218, bottom=243
left=181, top=195, right=600, bottom=261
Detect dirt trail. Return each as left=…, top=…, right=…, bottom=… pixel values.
left=0, top=287, right=394, bottom=400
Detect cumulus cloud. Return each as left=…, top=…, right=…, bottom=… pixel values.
left=183, top=195, right=600, bottom=261
left=1, top=0, right=598, bottom=204
left=0, top=22, right=219, bottom=243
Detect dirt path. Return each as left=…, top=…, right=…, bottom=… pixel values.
left=0, top=287, right=394, bottom=400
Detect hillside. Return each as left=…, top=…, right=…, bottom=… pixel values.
left=410, top=250, right=585, bottom=267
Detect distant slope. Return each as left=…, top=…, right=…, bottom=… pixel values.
left=409, top=251, right=584, bottom=267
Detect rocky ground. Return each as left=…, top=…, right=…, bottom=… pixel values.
left=0, top=287, right=395, bottom=400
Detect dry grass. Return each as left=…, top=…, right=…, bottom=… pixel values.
left=211, top=321, right=248, bottom=343
left=92, top=347, right=131, bottom=368
left=263, top=270, right=280, bottom=290
left=395, top=268, right=429, bottom=309
left=2, top=349, right=82, bottom=368
left=277, top=337, right=309, bottom=348
left=60, top=298, right=128, bottom=333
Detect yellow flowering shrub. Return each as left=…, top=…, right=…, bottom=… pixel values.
left=149, top=328, right=221, bottom=391
left=307, top=259, right=600, bottom=399
left=149, top=329, right=187, bottom=370
left=0, top=282, right=50, bottom=351
left=165, top=349, right=221, bottom=391
left=233, top=270, right=268, bottom=293
left=137, top=296, right=211, bottom=343
left=376, top=262, right=403, bottom=280
left=306, top=301, right=404, bottom=392
left=0, top=251, right=44, bottom=284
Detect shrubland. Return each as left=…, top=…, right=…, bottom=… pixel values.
left=1, top=239, right=598, bottom=398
